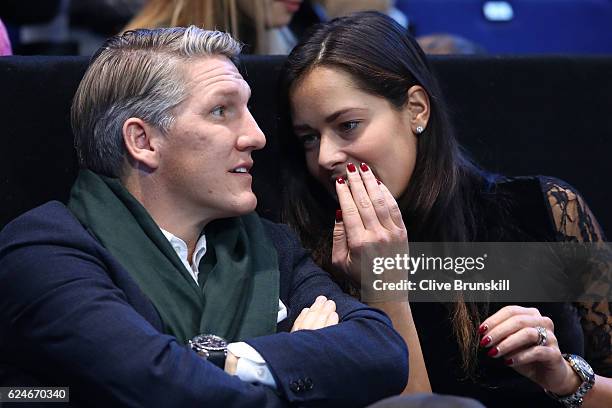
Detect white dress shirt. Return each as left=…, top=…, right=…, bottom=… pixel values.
left=160, top=228, right=286, bottom=387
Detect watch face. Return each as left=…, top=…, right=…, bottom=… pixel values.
left=191, top=334, right=227, bottom=351
left=573, top=356, right=594, bottom=377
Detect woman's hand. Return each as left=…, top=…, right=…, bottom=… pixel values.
left=331, top=162, right=408, bottom=286
left=480, top=305, right=582, bottom=395
left=291, top=296, right=339, bottom=332
left=331, top=163, right=432, bottom=394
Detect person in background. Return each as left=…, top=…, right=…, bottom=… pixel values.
left=125, top=0, right=304, bottom=54
left=0, top=0, right=70, bottom=55
left=281, top=11, right=612, bottom=407
left=69, top=0, right=145, bottom=55
left=0, top=0, right=145, bottom=55
left=417, top=33, right=485, bottom=55
left=314, top=0, right=407, bottom=27
left=0, top=17, right=12, bottom=55
left=310, top=1, right=484, bottom=55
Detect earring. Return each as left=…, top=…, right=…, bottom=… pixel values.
left=415, top=126, right=424, bottom=135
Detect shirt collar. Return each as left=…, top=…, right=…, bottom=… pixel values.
left=160, top=229, right=287, bottom=322
left=160, top=228, right=207, bottom=284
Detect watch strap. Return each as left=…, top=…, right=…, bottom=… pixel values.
left=206, top=349, right=227, bottom=370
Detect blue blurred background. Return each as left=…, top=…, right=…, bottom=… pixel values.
left=397, top=0, right=612, bottom=54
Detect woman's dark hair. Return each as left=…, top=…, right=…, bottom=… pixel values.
left=279, top=11, right=500, bottom=376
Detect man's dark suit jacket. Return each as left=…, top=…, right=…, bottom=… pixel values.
left=0, top=202, right=408, bottom=407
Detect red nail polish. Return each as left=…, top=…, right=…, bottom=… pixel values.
left=360, top=163, right=369, bottom=172
left=337, top=177, right=345, bottom=184
left=504, top=358, right=513, bottom=366
left=335, top=209, right=343, bottom=223
left=487, top=347, right=499, bottom=357
left=347, top=163, right=356, bottom=173
left=376, top=179, right=382, bottom=185
left=479, top=336, right=492, bottom=347
left=478, top=324, right=489, bottom=335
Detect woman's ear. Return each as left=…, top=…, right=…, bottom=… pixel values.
left=122, top=118, right=162, bottom=170
left=405, top=85, right=430, bottom=134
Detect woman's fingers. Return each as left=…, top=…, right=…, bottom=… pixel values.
left=504, top=345, right=562, bottom=368
left=334, top=162, right=408, bottom=278
left=358, top=163, right=395, bottom=230
left=481, top=313, right=554, bottom=349
left=485, top=325, right=559, bottom=359
left=331, top=215, right=351, bottom=275
left=479, top=307, right=578, bottom=395
left=336, top=162, right=405, bottom=234
left=479, top=305, right=542, bottom=334
left=378, top=181, right=406, bottom=230
left=479, top=306, right=559, bottom=363
left=335, top=174, right=365, bottom=236
left=344, top=162, right=380, bottom=230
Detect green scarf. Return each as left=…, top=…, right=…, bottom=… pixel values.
left=67, top=170, right=279, bottom=344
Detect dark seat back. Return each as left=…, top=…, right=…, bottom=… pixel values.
left=1, top=55, right=610, bottom=237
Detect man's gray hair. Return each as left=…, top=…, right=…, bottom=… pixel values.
left=71, top=26, right=243, bottom=177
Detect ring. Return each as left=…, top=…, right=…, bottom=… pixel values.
left=535, top=326, right=547, bottom=346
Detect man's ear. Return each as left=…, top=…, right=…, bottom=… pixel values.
left=122, top=118, right=162, bottom=170
left=405, top=85, right=431, bottom=134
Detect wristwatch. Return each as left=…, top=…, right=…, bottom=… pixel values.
left=546, top=354, right=595, bottom=407
left=188, top=334, right=228, bottom=369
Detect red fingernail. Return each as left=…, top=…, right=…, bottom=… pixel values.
left=487, top=347, right=499, bottom=357
left=479, top=336, right=492, bottom=347
left=478, top=324, right=489, bottom=335
left=376, top=179, right=382, bottom=185
left=360, top=163, right=369, bottom=172
left=347, top=163, right=356, bottom=173
left=504, top=358, right=513, bottom=366
left=337, top=177, right=345, bottom=184
left=335, top=209, right=343, bottom=223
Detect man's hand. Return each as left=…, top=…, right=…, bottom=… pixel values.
left=224, top=296, right=338, bottom=376
left=224, top=351, right=239, bottom=375
left=291, top=296, right=339, bottom=332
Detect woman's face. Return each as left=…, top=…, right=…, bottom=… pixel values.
left=290, top=66, right=419, bottom=199
left=237, top=0, right=303, bottom=28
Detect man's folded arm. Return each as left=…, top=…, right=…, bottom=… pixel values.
left=0, top=222, right=286, bottom=408
left=248, top=222, right=409, bottom=407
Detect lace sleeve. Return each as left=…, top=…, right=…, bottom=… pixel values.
left=542, top=177, right=612, bottom=376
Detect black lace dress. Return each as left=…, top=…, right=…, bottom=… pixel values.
left=409, top=176, right=611, bottom=407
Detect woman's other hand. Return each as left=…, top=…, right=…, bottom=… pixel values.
left=479, top=305, right=582, bottom=395
left=331, top=162, right=409, bottom=286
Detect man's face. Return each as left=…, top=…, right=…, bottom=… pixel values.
left=154, top=56, right=265, bottom=224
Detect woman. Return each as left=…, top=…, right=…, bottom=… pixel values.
left=124, top=0, right=304, bottom=54
left=280, top=11, right=612, bottom=406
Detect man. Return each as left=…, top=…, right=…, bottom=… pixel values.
left=0, top=27, right=407, bottom=406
